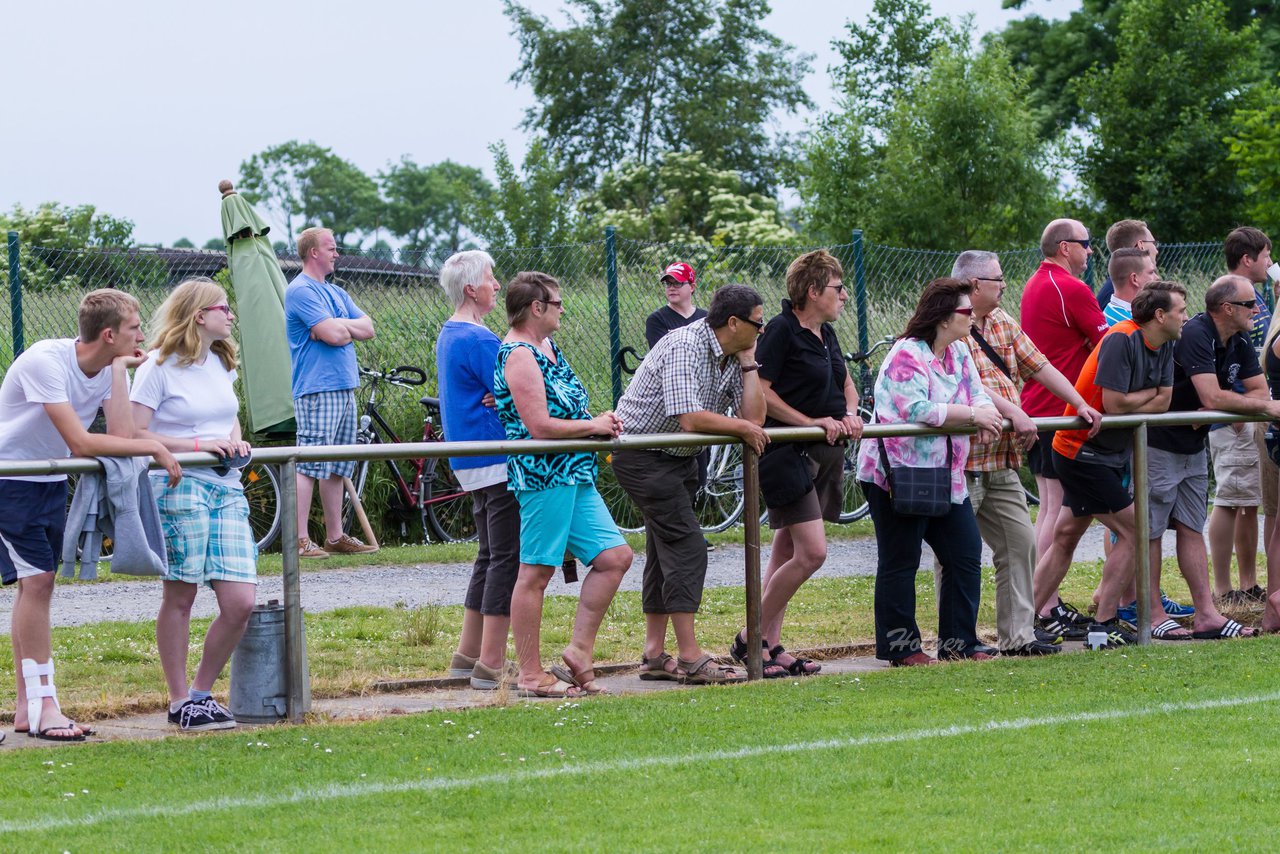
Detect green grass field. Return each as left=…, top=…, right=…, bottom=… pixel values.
left=1, top=637, right=1276, bottom=849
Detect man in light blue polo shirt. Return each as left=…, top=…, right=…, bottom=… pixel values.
left=284, top=226, right=378, bottom=558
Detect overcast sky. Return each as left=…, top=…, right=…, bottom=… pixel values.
left=2, top=0, right=1060, bottom=246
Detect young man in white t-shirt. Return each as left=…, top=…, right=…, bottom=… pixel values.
left=0, top=289, right=181, bottom=742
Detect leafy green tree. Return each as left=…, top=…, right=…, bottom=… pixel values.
left=1076, top=0, right=1266, bottom=240
left=832, top=0, right=959, bottom=115
left=1227, top=86, right=1280, bottom=235
left=472, top=139, right=579, bottom=248
left=581, top=150, right=796, bottom=245
left=870, top=41, right=1058, bottom=248
left=239, top=140, right=380, bottom=246
left=173, top=237, right=195, bottom=249
left=380, top=158, right=493, bottom=257
left=0, top=202, right=135, bottom=248
left=504, top=0, right=811, bottom=191
left=203, top=237, right=225, bottom=251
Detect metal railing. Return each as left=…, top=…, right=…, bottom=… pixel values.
left=1, top=408, right=1266, bottom=721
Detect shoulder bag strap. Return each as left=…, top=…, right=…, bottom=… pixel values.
left=969, top=325, right=1012, bottom=380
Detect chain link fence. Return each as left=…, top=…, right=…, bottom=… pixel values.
left=0, top=230, right=1232, bottom=543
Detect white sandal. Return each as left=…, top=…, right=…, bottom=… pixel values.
left=21, top=659, right=86, bottom=741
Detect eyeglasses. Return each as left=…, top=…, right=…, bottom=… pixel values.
left=202, top=304, right=232, bottom=315
left=954, top=307, right=973, bottom=316
left=735, top=315, right=765, bottom=332
left=1138, top=239, right=1159, bottom=250
left=1059, top=237, right=1092, bottom=248
left=821, top=283, right=845, bottom=293
left=974, top=276, right=1005, bottom=283
left=1225, top=299, right=1259, bottom=310
left=537, top=298, right=564, bottom=309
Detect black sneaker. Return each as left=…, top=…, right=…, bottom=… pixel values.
left=168, top=699, right=235, bottom=732
left=196, top=697, right=236, bottom=728
left=1006, top=640, right=1062, bottom=656
left=1038, top=601, right=1091, bottom=639
left=1034, top=626, right=1064, bottom=645
left=1091, top=618, right=1137, bottom=648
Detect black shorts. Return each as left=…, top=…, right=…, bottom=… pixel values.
left=1053, top=450, right=1132, bottom=517
left=1026, top=430, right=1058, bottom=479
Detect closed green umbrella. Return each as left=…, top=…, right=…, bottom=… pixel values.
left=219, top=179, right=295, bottom=436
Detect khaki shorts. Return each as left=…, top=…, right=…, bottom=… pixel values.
left=1210, top=425, right=1261, bottom=508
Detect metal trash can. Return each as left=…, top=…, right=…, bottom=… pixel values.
left=229, top=600, right=311, bottom=723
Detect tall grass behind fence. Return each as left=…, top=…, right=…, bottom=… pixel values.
left=1, top=232, right=1229, bottom=542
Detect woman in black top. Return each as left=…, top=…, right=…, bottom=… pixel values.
left=645, top=262, right=707, bottom=348
left=730, top=250, right=863, bottom=676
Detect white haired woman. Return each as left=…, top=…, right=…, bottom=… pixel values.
left=437, top=249, right=520, bottom=690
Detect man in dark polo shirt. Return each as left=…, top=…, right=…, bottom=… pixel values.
left=1145, top=275, right=1280, bottom=638
left=613, top=285, right=769, bottom=683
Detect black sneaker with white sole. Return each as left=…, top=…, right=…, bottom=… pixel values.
left=168, top=698, right=236, bottom=732
left=1090, top=618, right=1138, bottom=648
left=196, top=697, right=236, bottom=728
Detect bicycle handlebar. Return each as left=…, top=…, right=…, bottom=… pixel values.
left=844, top=336, right=898, bottom=364
left=359, top=365, right=428, bottom=387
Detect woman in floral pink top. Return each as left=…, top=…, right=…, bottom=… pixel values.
left=856, top=278, right=1002, bottom=666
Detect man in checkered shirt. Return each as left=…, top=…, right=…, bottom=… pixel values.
left=950, top=250, right=1102, bottom=655
left=612, top=285, right=769, bottom=683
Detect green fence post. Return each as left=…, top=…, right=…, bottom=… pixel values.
left=8, top=231, right=22, bottom=357
left=852, top=229, right=870, bottom=388
left=605, top=226, right=623, bottom=407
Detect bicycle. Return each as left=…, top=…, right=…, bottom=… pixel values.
left=601, top=346, right=747, bottom=534
left=343, top=365, right=477, bottom=544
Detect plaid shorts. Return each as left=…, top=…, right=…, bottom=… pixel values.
left=295, top=389, right=357, bottom=479
left=150, top=475, right=258, bottom=586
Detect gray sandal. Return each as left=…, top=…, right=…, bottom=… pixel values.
left=639, top=652, right=680, bottom=681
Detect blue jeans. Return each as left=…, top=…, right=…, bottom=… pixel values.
left=863, top=482, right=983, bottom=661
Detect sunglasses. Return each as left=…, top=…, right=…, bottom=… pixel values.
left=1059, top=237, right=1092, bottom=248
left=202, top=304, right=232, bottom=315
left=537, top=298, right=564, bottom=309
left=1225, top=300, right=1259, bottom=310
left=736, top=315, right=765, bottom=332
left=954, top=306, right=973, bottom=316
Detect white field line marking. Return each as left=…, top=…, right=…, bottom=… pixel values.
left=3, top=689, right=1278, bottom=835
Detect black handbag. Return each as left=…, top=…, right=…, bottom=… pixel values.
left=876, top=435, right=953, bottom=517
left=758, top=443, right=814, bottom=509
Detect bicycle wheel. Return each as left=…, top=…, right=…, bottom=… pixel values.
left=422, top=457, right=478, bottom=543
left=837, top=406, right=874, bottom=523
left=696, top=443, right=745, bottom=533
left=241, top=462, right=281, bottom=552
left=597, top=454, right=646, bottom=534
left=65, top=473, right=114, bottom=565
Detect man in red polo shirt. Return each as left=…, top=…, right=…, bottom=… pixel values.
left=1020, top=218, right=1109, bottom=638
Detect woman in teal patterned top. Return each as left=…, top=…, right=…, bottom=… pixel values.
left=494, top=271, right=633, bottom=698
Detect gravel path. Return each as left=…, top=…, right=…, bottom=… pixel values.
left=3, top=525, right=1202, bottom=629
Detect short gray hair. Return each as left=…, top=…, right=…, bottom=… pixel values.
left=1205, top=274, right=1252, bottom=313
left=950, top=250, right=999, bottom=280
left=439, top=250, right=496, bottom=309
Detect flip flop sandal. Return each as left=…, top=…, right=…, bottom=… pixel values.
left=638, top=653, right=680, bottom=681
left=1191, top=619, right=1257, bottom=639
left=1151, top=618, right=1193, bottom=640
left=515, top=673, right=583, bottom=699
left=550, top=663, right=610, bottom=695
left=676, top=654, right=746, bottom=685
left=31, top=723, right=87, bottom=742
left=769, top=644, right=821, bottom=676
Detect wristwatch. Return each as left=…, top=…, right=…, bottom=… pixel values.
left=741, top=362, right=762, bottom=373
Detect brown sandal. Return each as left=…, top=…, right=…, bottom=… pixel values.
left=550, top=663, right=610, bottom=695
left=677, top=654, right=746, bottom=685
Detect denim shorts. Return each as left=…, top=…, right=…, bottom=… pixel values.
left=515, top=483, right=626, bottom=567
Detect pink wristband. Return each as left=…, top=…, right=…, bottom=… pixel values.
left=193, top=438, right=199, bottom=452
